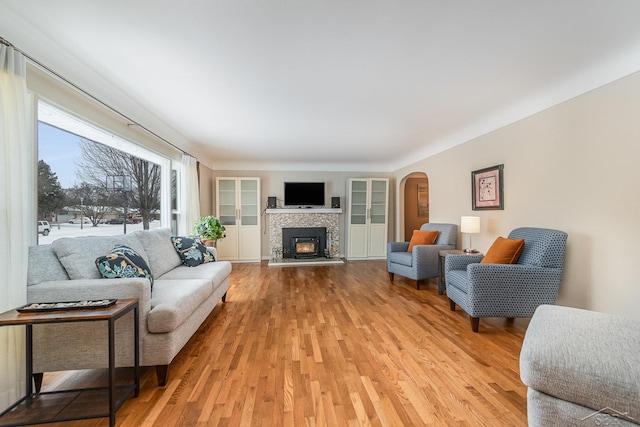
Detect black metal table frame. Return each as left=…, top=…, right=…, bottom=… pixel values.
left=0, top=300, right=139, bottom=427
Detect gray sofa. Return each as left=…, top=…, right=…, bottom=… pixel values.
left=27, top=227, right=231, bottom=386
left=520, top=305, right=639, bottom=426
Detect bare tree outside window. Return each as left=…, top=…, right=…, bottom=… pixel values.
left=76, top=138, right=161, bottom=229
left=65, top=183, right=114, bottom=226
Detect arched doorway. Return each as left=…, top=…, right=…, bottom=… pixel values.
left=400, top=172, right=429, bottom=241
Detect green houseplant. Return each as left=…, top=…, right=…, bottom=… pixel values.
left=193, top=215, right=226, bottom=247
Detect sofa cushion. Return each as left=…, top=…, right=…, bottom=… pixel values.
left=147, top=279, right=213, bottom=333
left=407, top=230, right=439, bottom=252
left=134, top=228, right=182, bottom=278
left=96, top=244, right=154, bottom=289
left=158, top=261, right=232, bottom=289
left=481, top=237, right=524, bottom=264
left=171, top=236, right=214, bottom=267
left=52, top=233, right=147, bottom=280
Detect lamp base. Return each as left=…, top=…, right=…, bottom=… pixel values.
left=463, top=248, right=479, bottom=253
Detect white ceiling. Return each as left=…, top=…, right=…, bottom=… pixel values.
left=2, top=1, right=640, bottom=171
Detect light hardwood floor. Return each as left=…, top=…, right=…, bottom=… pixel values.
left=36, top=260, right=530, bottom=426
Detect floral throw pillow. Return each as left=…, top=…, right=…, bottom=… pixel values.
left=171, top=236, right=215, bottom=267
left=95, top=244, right=154, bottom=289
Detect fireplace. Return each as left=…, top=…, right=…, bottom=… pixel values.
left=292, top=237, right=320, bottom=259
left=282, top=227, right=327, bottom=259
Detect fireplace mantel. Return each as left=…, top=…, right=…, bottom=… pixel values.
left=266, top=208, right=342, bottom=214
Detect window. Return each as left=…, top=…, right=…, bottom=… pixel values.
left=37, top=101, right=175, bottom=243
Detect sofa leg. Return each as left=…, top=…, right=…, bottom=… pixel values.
left=388, top=272, right=394, bottom=281
left=222, top=292, right=227, bottom=303
left=156, top=365, right=169, bottom=386
left=470, top=317, right=480, bottom=333
left=33, top=373, right=44, bottom=393
left=449, top=298, right=456, bottom=311
left=415, top=280, right=420, bottom=289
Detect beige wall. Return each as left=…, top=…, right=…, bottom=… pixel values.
left=198, top=163, right=215, bottom=216
left=393, top=70, right=640, bottom=319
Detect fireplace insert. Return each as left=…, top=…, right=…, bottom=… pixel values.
left=292, top=237, right=320, bottom=259
left=282, top=227, right=327, bottom=259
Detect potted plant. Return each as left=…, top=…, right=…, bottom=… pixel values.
left=193, top=215, right=226, bottom=247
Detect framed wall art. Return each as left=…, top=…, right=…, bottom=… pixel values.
left=472, top=164, right=504, bottom=210
left=417, top=183, right=429, bottom=217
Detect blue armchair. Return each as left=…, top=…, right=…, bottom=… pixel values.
left=445, top=227, right=568, bottom=332
left=387, top=223, right=458, bottom=290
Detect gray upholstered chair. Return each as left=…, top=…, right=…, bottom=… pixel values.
left=387, top=223, right=458, bottom=290
left=445, top=227, right=568, bottom=332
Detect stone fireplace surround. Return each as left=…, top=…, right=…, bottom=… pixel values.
left=266, top=208, right=342, bottom=262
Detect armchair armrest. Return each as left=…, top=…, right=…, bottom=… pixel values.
left=445, top=253, right=484, bottom=272
left=412, top=244, right=451, bottom=260
left=467, top=264, right=563, bottom=291
left=464, top=264, right=564, bottom=317
left=388, top=242, right=410, bottom=253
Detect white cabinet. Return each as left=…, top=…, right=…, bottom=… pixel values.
left=346, top=178, right=389, bottom=259
left=216, top=177, right=261, bottom=262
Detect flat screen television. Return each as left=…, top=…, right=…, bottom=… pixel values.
left=284, top=182, right=325, bottom=207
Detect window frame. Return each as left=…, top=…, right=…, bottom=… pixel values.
left=37, top=99, right=175, bottom=232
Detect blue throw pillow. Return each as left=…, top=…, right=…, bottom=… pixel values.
left=171, top=236, right=215, bottom=267
left=96, top=244, right=154, bottom=289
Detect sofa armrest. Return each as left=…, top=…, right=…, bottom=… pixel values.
left=521, top=305, right=640, bottom=424
left=27, top=278, right=152, bottom=317
left=205, top=246, right=217, bottom=261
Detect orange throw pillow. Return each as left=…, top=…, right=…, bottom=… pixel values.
left=407, top=230, right=439, bottom=252
left=481, top=237, right=525, bottom=264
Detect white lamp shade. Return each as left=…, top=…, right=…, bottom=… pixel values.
left=461, top=216, right=480, bottom=234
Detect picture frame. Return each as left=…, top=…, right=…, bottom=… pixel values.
left=472, top=164, right=504, bottom=210
left=417, top=183, right=429, bottom=217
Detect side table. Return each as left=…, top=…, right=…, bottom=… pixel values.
left=438, top=250, right=483, bottom=295
left=0, top=298, right=139, bottom=427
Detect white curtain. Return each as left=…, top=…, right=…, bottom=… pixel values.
left=0, top=43, right=29, bottom=410
left=179, top=154, right=201, bottom=235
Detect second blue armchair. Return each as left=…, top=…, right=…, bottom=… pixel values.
left=387, top=223, right=458, bottom=290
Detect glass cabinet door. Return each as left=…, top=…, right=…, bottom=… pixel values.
left=240, top=179, right=258, bottom=226
left=350, top=180, right=368, bottom=225
left=218, top=179, right=237, bottom=226
left=369, top=179, right=387, bottom=224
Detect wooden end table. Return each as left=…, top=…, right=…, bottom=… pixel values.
left=0, top=298, right=139, bottom=427
left=438, top=250, right=483, bottom=295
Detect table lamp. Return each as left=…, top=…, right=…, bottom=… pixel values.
left=461, top=216, right=480, bottom=253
